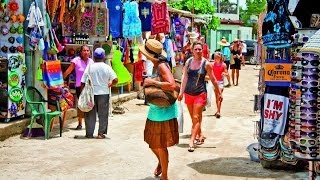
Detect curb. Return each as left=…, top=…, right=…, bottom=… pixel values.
left=0, top=92, right=138, bottom=141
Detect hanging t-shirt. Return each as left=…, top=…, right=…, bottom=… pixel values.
left=107, top=0, right=122, bottom=38
left=123, top=1, right=142, bottom=38
left=139, top=1, right=152, bottom=32
left=151, top=1, right=170, bottom=35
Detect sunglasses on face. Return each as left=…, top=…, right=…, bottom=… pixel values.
left=301, top=59, right=320, bottom=66
left=290, top=89, right=301, bottom=95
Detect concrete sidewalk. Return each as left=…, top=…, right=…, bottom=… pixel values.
left=0, top=92, right=137, bottom=141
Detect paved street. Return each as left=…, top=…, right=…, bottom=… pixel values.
left=0, top=65, right=309, bottom=179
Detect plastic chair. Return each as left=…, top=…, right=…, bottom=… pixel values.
left=25, top=86, right=62, bottom=140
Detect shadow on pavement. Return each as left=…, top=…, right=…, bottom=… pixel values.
left=187, top=157, right=301, bottom=179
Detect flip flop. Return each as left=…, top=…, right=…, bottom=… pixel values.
left=216, top=113, right=221, bottom=118
left=188, top=146, right=195, bottom=152
left=154, top=164, right=162, bottom=176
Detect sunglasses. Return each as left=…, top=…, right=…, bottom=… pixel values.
left=301, top=59, right=320, bottom=66
left=300, top=131, right=318, bottom=139
left=301, top=94, right=317, bottom=99
left=301, top=99, right=317, bottom=105
left=295, top=119, right=317, bottom=126
left=300, top=138, right=317, bottom=146
left=302, top=67, right=319, bottom=74
left=301, top=80, right=319, bottom=86
left=295, top=125, right=318, bottom=132
left=301, top=53, right=320, bottom=60
left=295, top=151, right=319, bottom=158
left=292, top=65, right=302, bottom=71
left=301, top=87, right=318, bottom=94
left=300, top=107, right=318, bottom=113
left=300, top=145, right=318, bottom=152
left=300, top=112, right=318, bottom=119
left=302, top=74, right=319, bottom=81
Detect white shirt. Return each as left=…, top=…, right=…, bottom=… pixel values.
left=242, top=43, right=247, bottom=53
left=81, top=62, right=117, bottom=95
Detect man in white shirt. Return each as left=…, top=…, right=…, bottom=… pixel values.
left=241, top=40, right=247, bottom=65
left=81, top=48, right=118, bottom=139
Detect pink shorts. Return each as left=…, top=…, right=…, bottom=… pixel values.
left=184, top=92, right=207, bottom=106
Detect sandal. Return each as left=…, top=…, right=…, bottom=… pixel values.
left=75, top=125, right=82, bottom=130
left=216, top=113, right=221, bottom=119
left=96, top=134, right=106, bottom=139
left=188, top=146, right=195, bottom=152
left=154, top=164, right=162, bottom=176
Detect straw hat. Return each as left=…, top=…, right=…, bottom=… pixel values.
left=139, top=39, right=167, bottom=61
left=218, top=38, right=230, bottom=46
left=188, top=31, right=199, bottom=39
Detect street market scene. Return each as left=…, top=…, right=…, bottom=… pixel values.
left=0, top=0, right=320, bottom=179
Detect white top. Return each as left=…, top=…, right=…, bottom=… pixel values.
left=81, top=62, right=117, bottom=95
left=242, top=42, right=247, bottom=53
left=142, top=55, right=154, bottom=77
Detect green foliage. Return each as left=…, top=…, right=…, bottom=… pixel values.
left=240, top=0, right=267, bottom=27
left=169, top=0, right=220, bottom=30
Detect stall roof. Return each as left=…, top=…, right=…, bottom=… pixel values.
left=167, top=7, right=195, bottom=17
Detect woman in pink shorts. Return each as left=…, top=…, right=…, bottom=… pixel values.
left=178, top=40, right=221, bottom=152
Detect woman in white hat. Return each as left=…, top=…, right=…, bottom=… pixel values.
left=139, top=39, right=179, bottom=180
left=230, top=38, right=243, bottom=86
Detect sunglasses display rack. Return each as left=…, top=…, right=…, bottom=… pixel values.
left=288, top=52, right=320, bottom=161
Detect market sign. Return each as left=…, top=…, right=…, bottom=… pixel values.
left=264, top=59, right=292, bottom=87
left=9, top=87, right=23, bottom=102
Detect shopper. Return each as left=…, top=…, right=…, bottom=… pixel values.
left=80, top=48, right=118, bottom=139
left=218, top=38, right=232, bottom=87
left=140, top=39, right=179, bottom=180
left=230, top=39, right=243, bottom=86
left=63, top=45, right=94, bottom=130
left=178, top=40, right=221, bottom=152
left=241, top=40, right=247, bottom=65
left=211, top=52, right=229, bottom=118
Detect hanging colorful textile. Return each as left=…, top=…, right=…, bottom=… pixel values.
left=107, top=0, right=122, bottom=38
left=139, top=1, right=152, bottom=32
left=42, top=60, right=64, bottom=88
left=123, top=1, right=142, bottom=38
left=151, top=1, right=170, bottom=35
left=111, top=45, right=132, bottom=87
left=262, top=0, right=294, bottom=48
left=80, top=2, right=95, bottom=35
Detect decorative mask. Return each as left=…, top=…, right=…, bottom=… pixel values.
left=9, top=25, right=16, bottom=34
left=16, top=36, right=23, bottom=44
left=16, top=46, right=23, bottom=53
left=17, top=24, right=23, bottom=34
left=1, top=46, right=8, bottom=53
left=9, top=46, right=16, bottom=53
left=1, top=25, right=9, bottom=36
left=8, top=0, right=19, bottom=13
left=10, top=14, right=17, bottom=22
left=17, top=14, right=25, bottom=23
left=8, top=36, right=15, bottom=44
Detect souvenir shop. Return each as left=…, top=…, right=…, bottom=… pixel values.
left=0, top=0, right=201, bottom=123
left=256, top=0, right=320, bottom=178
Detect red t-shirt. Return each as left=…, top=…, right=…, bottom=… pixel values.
left=212, top=62, right=224, bottom=81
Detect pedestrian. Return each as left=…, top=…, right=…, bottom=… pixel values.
left=211, top=52, right=229, bottom=118
left=230, top=38, right=243, bottom=86
left=178, top=40, right=221, bottom=152
left=241, top=40, right=247, bottom=65
left=80, top=48, right=118, bottom=139
left=218, top=38, right=231, bottom=87
left=139, top=39, right=179, bottom=180
left=63, top=45, right=94, bottom=130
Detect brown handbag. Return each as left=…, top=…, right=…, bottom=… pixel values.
left=144, top=80, right=180, bottom=107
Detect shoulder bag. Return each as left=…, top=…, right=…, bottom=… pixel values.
left=78, top=65, right=94, bottom=112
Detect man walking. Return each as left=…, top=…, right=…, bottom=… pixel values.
left=80, top=48, right=118, bottom=139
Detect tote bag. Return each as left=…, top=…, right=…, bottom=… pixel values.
left=78, top=65, right=94, bottom=112
left=43, top=60, right=64, bottom=87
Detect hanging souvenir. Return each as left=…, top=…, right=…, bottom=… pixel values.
left=80, top=3, right=95, bottom=35
left=139, top=1, right=152, bottom=32
left=8, top=71, right=19, bottom=87
left=9, top=87, right=23, bottom=102
left=122, top=1, right=142, bottom=38
left=151, top=1, right=170, bottom=35
left=107, top=0, right=122, bottom=38
left=8, top=0, right=19, bottom=13
left=94, top=2, right=109, bottom=37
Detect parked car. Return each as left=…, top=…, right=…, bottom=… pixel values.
left=230, top=39, right=257, bottom=64
left=243, top=40, right=257, bottom=65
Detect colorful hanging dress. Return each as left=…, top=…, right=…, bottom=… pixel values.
left=107, top=0, right=122, bottom=38
left=111, top=46, right=133, bottom=86
left=123, top=1, right=142, bottom=38
left=151, top=1, right=170, bottom=35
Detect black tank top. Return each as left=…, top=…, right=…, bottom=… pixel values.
left=184, top=58, right=207, bottom=96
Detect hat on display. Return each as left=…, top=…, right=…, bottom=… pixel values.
left=260, top=132, right=280, bottom=149
left=138, top=39, right=167, bottom=61
left=94, top=48, right=105, bottom=59
left=218, top=38, right=230, bottom=46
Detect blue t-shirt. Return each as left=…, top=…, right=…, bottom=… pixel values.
left=139, top=2, right=152, bottom=32
left=222, top=46, right=231, bottom=61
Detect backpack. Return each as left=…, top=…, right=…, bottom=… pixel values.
left=78, top=65, right=94, bottom=112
